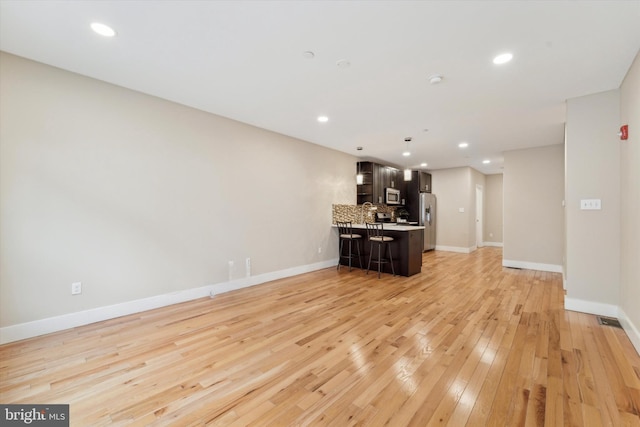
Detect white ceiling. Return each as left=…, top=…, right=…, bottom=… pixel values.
left=1, top=1, right=639, bottom=174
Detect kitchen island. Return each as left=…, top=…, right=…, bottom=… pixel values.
left=334, top=223, right=424, bottom=276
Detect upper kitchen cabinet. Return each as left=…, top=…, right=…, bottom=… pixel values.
left=356, top=161, right=376, bottom=204
left=356, top=162, right=403, bottom=204
left=384, top=166, right=401, bottom=190
left=419, top=171, right=432, bottom=193
left=405, top=171, right=432, bottom=195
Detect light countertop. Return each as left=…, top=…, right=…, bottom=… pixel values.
left=333, top=223, right=424, bottom=231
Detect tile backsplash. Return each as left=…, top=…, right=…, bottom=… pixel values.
left=332, top=204, right=399, bottom=224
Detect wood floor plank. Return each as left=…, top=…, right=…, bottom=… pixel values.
left=1, top=247, right=639, bottom=426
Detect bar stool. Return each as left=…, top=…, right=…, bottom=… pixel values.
left=366, top=223, right=395, bottom=278
left=336, top=221, right=362, bottom=271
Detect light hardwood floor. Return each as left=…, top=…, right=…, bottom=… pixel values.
left=1, top=247, right=639, bottom=426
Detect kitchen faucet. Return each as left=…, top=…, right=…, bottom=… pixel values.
left=360, top=202, right=375, bottom=224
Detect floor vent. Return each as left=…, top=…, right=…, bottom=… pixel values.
left=597, top=316, right=623, bottom=328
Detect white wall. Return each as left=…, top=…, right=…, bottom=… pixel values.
left=0, top=53, right=355, bottom=335
left=565, top=90, right=620, bottom=316
left=431, top=167, right=487, bottom=253
left=484, top=174, right=503, bottom=245
left=503, top=145, right=564, bottom=272
left=618, top=52, right=640, bottom=351
left=431, top=168, right=471, bottom=251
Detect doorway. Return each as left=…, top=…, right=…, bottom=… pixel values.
left=476, top=185, right=484, bottom=248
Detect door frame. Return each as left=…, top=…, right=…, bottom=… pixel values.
left=476, top=185, right=484, bottom=248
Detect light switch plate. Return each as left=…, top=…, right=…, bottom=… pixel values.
left=580, top=199, right=601, bottom=210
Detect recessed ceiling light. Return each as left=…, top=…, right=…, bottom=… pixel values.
left=402, top=151, right=411, bottom=157
left=493, top=52, right=513, bottom=65
left=91, top=22, right=116, bottom=37
left=458, top=142, right=469, bottom=148
left=483, top=159, right=491, bottom=164
left=336, top=59, right=351, bottom=68
left=428, top=75, right=443, bottom=84
left=420, top=163, right=428, bottom=167
left=302, top=51, right=315, bottom=59
left=317, top=116, right=329, bottom=123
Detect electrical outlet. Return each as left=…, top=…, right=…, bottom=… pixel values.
left=318, top=247, right=322, bottom=254
left=245, top=258, right=251, bottom=277
left=71, top=282, right=82, bottom=295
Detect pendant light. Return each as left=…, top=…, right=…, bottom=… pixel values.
left=356, top=162, right=363, bottom=184
left=403, top=138, right=412, bottom=181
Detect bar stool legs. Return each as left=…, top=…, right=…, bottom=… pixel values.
left=367, top=240, right=395, bottom=278
left=338, top=235, right=362, bottom=271
left=366, top=223, right=395, bottom=278
left=336, top=221, right=362, bottom=272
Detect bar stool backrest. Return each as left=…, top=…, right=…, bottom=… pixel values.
left=337, top=221, right=356, bottom=238
left=366, top=223, right=394, bottom=242
left=366, top=222, right=383, bottom=239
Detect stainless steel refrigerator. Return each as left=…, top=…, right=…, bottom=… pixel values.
left=419, top=193, right=436, bottom=251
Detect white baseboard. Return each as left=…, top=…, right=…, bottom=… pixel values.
left=435, top=243, right=502, bottom=253
left=0, top=259, right=337, bottom=344
left=502, top=259, right=563, bottom=273
left=435, top=245, right=474, bottom=253
left=483, top=241, right=504, bottom=247
left=565, top=299, right=640, bottom=356
left=564, top=297, right=619, bottom=318
left=618, top=308, right=640, bottom=356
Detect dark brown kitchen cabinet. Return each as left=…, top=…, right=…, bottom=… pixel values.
left=406, top=171, right=431, bottom=194
left=386, top=167, right=400, bottom=190
left=418, top=171, right=432, bottom=193
left=356, top=161, right=375, bottom=205
left=356, top=162, right=403, bottom=204
left=373, top=163, right=385, bottom=203
left=405, top=169, right=431, bottom=197
left=336, top=226, right=423, bottom=276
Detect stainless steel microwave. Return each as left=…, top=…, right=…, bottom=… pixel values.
left=385, top=188, right=401, bottom=205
